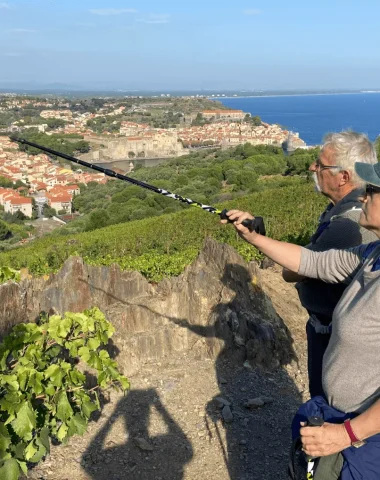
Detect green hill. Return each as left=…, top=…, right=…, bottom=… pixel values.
left=0, top=183, right=327, bottom=281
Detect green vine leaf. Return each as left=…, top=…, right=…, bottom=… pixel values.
left=44, top=364, right=64, bottom=387
left=0, top=458, right=20, bottom=480
left=24, top=440, right=37, bottom=461
left=16, top=460, right=27, bottom=475
left=0, top=267, right=20, bottom=284
left=11, top=403, right=36, bottom=441
left=56, top=423, right=68, bottom=442
left=0, top=423, right=11, bottom=453
left=67, top=414, right=87, bottom=437
left=56, top=392, right=74, bottom=422
left=29, top=435, right=47, bottom=464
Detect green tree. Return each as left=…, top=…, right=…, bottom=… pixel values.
left=251, top=115, right=262, bottom=126
left=0, top=220, right=10, bottom=241
left=43, top=206, right=57, bottom=218
left=286, top=155, right=314, bottom=175
left=85, top=209, right=110, bottom=231
left=46, top=118, right=66, bottom=130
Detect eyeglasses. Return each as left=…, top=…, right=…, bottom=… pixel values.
left=315, top=159, right=342, bottom=171
left=365, top=184, right=380, bottom=196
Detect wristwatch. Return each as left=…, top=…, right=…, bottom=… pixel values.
left=344, top=419, right=366, bottom=448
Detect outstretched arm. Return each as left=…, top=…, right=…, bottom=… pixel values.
left=222, top=210, right=364, bottom=284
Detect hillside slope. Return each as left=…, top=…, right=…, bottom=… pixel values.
left=0, top=183, right=327, bottom=281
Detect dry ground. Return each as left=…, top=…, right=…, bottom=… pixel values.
left=28, top=265, right=309, bottom=480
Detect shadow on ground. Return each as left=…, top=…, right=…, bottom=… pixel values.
left=83, top=388, right=193, bottom=480
left=82, top=263, right=303, bottom=480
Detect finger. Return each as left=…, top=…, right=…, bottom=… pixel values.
left=235, top=215, right=254, bottom=225
left=300, top=426, right=319, bottom=437
left=226, top=211, right=244, bottom=221
left=234, top=222, right=250, bottom=234
left=304, top=447, right=320, bottom=457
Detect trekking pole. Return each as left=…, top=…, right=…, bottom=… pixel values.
left=204, top=413, right=229, bottom=471
left=11, top=137, right=266, bottom=234
left=306, top=416, right=324, bottom=480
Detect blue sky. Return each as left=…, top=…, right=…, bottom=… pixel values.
left=1, top=0, right=380, bottom=90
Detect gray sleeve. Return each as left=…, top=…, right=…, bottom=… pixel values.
left=299, top=244, right=367, bottom=284
left=307, top=213, right=367, bottom=252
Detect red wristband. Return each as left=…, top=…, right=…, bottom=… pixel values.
left=344, top=419, right=360, bottom=443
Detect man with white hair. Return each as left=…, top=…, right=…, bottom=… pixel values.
left=282, top=131, right=377, bottom=397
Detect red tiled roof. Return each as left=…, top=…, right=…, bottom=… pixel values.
left=10, top=197, right=32, bottom=205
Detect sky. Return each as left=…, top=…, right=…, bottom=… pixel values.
left=1, top=0, right=380, bottom=91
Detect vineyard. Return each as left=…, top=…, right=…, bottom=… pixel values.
left=0, top=183, right=327, bottom=282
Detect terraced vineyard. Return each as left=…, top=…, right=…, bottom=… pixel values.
left=0, top=183, right=327, bottom=281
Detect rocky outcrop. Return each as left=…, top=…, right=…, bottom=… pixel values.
left=0, top=238, right=295, bottom=376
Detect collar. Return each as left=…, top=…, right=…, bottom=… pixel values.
left=320, top=188, right=364, bottom=223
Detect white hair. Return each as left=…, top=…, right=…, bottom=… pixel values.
left=323, top=131, right=377, bottom=186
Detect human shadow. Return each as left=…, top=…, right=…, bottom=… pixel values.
left=172, top=263, right=302, bottom=480
left=78, top=263, right=302, bottom=479
left=83, top=388, right=193, bottom=480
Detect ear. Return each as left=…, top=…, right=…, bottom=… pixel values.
left=340, top=169, right=350, bottom=185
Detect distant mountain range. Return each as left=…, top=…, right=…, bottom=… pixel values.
left=0, top=82, right=379, bottom=98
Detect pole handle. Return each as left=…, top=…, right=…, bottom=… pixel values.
left=220, top=209, right=266, bottom=235
left=307, top=416, right=324, bottom=427
left=306, top=416, right=324, bottom=461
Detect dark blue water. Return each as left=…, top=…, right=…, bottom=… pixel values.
left=217, top=93, right=380, bottom=146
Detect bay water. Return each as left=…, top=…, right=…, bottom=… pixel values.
left=217, top=93, right=380, bottom=146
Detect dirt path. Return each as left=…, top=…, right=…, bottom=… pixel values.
left=29, top=266, right=309, bottom=480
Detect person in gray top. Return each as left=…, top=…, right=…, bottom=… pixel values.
left=221, top=159, right=380, bottom=460
left=282, top=131, right=377, bottom=397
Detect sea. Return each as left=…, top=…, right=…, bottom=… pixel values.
left=216, top=92, right=380, bottom=146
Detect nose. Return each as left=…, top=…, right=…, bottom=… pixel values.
left=309, top=162, right=317, bottom=172
left=359, top=193, right=368, bottom=204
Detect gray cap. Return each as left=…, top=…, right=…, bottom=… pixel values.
left=355, top=162, right=380, bottom=187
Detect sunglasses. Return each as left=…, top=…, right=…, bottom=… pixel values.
left=365, top=184, right=380, bottom=196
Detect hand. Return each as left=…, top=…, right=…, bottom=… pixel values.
left=300, top=421, right=351, bottom=457
left=220, top=209, right=258, bottom=240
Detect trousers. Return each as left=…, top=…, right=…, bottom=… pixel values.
left=306, top=318, right=331, bottom=397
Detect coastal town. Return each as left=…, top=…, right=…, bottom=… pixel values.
left=0, top=135, right=107, bottom=218
left=0, top=94, right=307, bottom=219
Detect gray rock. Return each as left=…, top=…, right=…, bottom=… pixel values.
left=134, top=437, right=154, bottom=451
left=244, top=398, right=265, bottom=409
left=260, top=396, right=275, bottom=404
left=0, top=238, right=294, bottom=377
left=215, top=396, right=231, bottom=408
left=222, top=405, right=234, bottom=423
